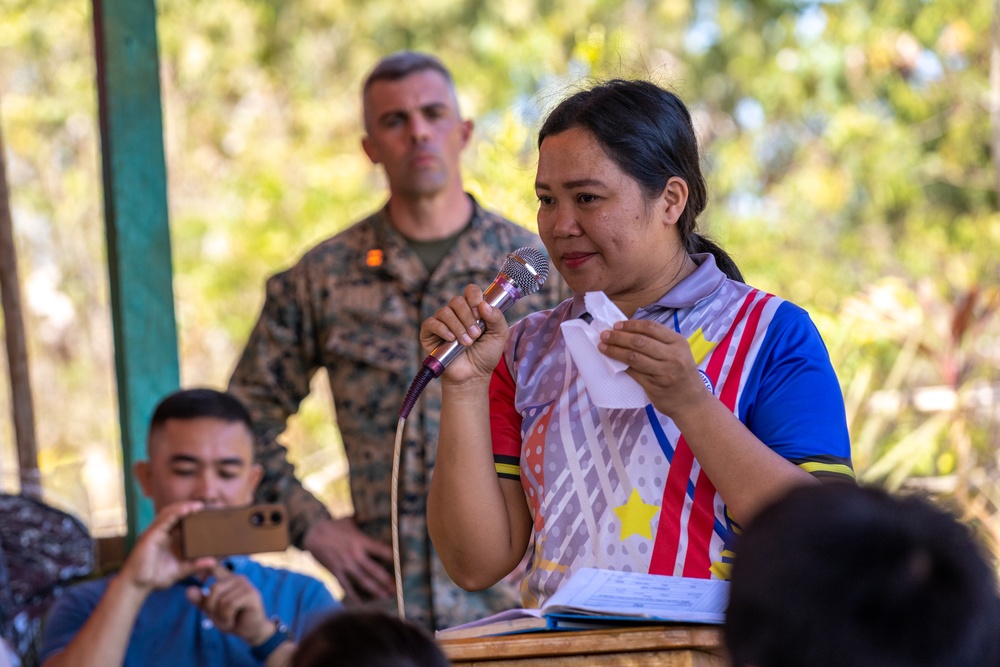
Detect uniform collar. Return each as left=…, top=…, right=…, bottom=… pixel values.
left=364, top=193, right=498, bottom=285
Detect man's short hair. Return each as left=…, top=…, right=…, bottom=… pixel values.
left=362, top=51, right=454, bottom=95
left=725, top=483, right=1000, bottom=667
left=149, top=388, right=253, bottom=434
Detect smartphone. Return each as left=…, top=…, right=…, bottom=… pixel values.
left=177, top=504, right=289, bottom=559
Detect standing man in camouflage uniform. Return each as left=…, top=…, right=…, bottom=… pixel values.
left=228, top=52, right=566, bottom=630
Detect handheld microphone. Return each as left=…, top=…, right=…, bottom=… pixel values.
left=399, top=246, right=549, bottom=419
left=392, top=246, right=549, bottom=619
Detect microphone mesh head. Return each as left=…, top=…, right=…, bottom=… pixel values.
left=502, top=247, right=550, bottom=295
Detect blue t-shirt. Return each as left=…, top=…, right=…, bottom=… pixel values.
left=40, top=557, right=339, bottom=666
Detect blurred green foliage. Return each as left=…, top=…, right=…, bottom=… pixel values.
left=1, top=0, right=998, bottom=558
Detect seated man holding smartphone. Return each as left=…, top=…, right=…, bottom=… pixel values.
left=40, top=388, right=340, bottom=667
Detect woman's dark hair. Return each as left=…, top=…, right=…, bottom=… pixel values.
left=292, top=611, right=451, bottom=667
left=538, top=79, right=743, bottom=282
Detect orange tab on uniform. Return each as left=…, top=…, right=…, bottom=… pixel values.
left=366, top=249, right=383, bottom=267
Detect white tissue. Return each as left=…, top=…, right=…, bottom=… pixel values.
left=560, top=292, right=649, bottom=409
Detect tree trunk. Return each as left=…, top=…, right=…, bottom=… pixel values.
left=0, top=99, right=41, bottom=500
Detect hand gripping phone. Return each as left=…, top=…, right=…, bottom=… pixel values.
left=178, top=504, right=289, bottom=559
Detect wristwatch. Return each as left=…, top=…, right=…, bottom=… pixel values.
left=250, top=617, right=290, bottom=662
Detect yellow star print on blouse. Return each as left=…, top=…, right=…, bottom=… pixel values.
left=613, top=489, right=660, bottom=540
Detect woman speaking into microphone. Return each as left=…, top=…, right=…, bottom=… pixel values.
left=420, top=79, right=854, bottom=608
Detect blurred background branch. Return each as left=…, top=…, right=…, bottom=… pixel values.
left=0, top=94, right=41, bottom=501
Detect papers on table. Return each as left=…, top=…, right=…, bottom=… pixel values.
left=435, top=568, right=729, bottom=640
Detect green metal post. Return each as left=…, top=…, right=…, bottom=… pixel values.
left=92, top=0, right=179, bottom=546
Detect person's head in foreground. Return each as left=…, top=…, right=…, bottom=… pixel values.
left=725, top=483, right=1000, bottom=667
left=292, top=610, right=450, bottom=667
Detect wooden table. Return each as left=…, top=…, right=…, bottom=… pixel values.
left=440, top=625, right=727, bottom=666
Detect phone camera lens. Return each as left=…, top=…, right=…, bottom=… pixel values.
left=250, top=512, right=264, bottom=526
left=270, top=511, right=283, bottom=524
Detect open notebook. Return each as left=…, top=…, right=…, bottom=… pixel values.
left=435, top=568, right=729, bottom=640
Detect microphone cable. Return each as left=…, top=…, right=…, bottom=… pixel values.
left=391, top=415, right=407, bottom=619
left=390, top=246, right=549, bottom=621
